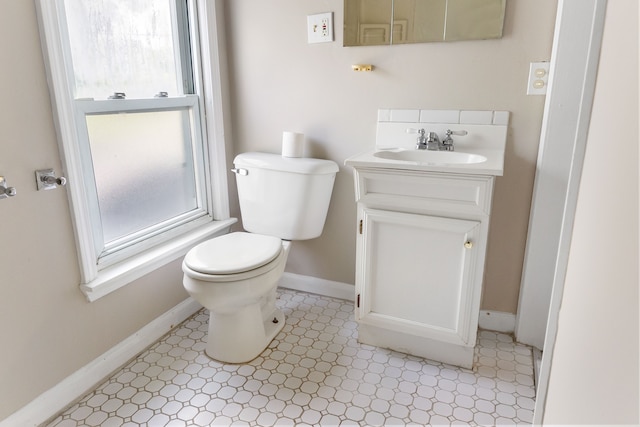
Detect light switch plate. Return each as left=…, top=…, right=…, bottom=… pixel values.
left=527, top=62, right=550, bottom=95
left=307, top=12, right=333, bottom=44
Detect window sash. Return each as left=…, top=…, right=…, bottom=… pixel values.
left=74, top=96, right=210, bottom=267
left=61, top=0, right=193, bottom=99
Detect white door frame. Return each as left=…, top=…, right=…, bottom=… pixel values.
left=520, top=0, right=608, bottom=423
left=515, top=0, right=606, bottom=350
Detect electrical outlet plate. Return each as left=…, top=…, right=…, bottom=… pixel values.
left=527, top=62, right=550, bottom=95
left=307, top=12, right=333, bottom=44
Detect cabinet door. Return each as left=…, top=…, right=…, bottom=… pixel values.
left=356, top=208, right=481, bottom=347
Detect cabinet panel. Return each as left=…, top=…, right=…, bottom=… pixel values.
left=355, top=168, right=493, bottom=216
left=357, top=208, right=480, bottom=346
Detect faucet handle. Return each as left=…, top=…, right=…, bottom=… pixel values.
left=406, top=127, right=426, bottom=136
left=407, top=128, right=428, bottom=149
left=442, top=129, right=466, bottom=151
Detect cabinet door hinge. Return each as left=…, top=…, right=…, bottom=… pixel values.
left=357, top=294, right=361, bottom=307
left=359, top=219, right=363, bottom=234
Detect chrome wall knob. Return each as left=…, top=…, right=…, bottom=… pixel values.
left=36, top=169, right=67, bottom=191
left=42, top=175, right=67, bottom=186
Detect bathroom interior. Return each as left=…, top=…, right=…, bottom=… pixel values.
left=0, top=0, right=637, bottom=426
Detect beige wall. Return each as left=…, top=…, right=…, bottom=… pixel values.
left=224, top=0, right=557, bottom=312
left=542, top=0, right=639, bottom=423
left=0, top=2, right=191, bottom=419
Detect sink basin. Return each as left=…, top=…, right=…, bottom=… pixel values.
left=373, top=149, right=487, bottom=165
left=345, top=123, right=506, bottom=176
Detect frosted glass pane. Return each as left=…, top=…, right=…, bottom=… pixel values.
left=86, top=110, right=198, bottom=244
left=63, top=0, right=181, bottom=99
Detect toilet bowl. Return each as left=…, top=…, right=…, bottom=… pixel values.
left=182, top=152, right=338, bottom=363
left=183, top=232, right=291, bottom=363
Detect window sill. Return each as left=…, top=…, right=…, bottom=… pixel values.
left=80, top=218, right=237, bottom=302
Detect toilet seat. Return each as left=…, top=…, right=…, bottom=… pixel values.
left=183, top=232, right=283, bottom=282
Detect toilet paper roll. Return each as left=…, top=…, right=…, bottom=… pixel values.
left=281, top=131, right=305, bottom=158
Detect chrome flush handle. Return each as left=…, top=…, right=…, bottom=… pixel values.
left=231, top=168, right=248, bottom=176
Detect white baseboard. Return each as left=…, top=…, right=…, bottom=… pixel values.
left=1, top=298, right=202, bottom=427
left=478, top=310, right=516, bottom=333
left=279, top=272, right=355, bottom=302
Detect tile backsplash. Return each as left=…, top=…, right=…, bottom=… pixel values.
left=375, top=109, right=510, bottom=150
left=378, top=109, right=509, bottom=126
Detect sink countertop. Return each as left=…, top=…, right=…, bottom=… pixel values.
left=345, top=122, right=508, bottom=176
left=344, top=147, right=505, bottom=176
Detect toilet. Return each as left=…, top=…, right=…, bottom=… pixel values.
left=182, top=152, right=338, bottom=363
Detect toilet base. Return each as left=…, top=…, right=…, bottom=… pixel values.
left=205, top=303, right=285, bottom=364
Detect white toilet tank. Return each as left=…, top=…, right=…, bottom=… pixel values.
left=233, top=152, right=339, bottom=240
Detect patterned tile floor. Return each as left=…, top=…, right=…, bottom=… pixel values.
left=46, top=289, right=535, bottom=426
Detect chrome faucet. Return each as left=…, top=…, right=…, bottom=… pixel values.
left=414, top=129, right=441, bottom=150
left=426, top=132, right=440, bottom=150
left=410, top=128, right=467, bottom=151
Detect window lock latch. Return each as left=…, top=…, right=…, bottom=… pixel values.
left=108, top=92, right=126, bottom=99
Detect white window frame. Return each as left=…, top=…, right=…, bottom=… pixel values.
left=36, top=0, right=235, bottom=301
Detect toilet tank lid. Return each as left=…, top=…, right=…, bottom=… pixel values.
left=234, top=152, right=338, bottom=175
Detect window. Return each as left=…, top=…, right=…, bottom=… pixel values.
left=37, top=0, right=233, bottom=300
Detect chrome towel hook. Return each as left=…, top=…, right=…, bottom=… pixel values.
left=0, top=176, right=16, bottom=199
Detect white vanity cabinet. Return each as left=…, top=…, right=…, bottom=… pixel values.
left=352, top=167, right=495, bottom=368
